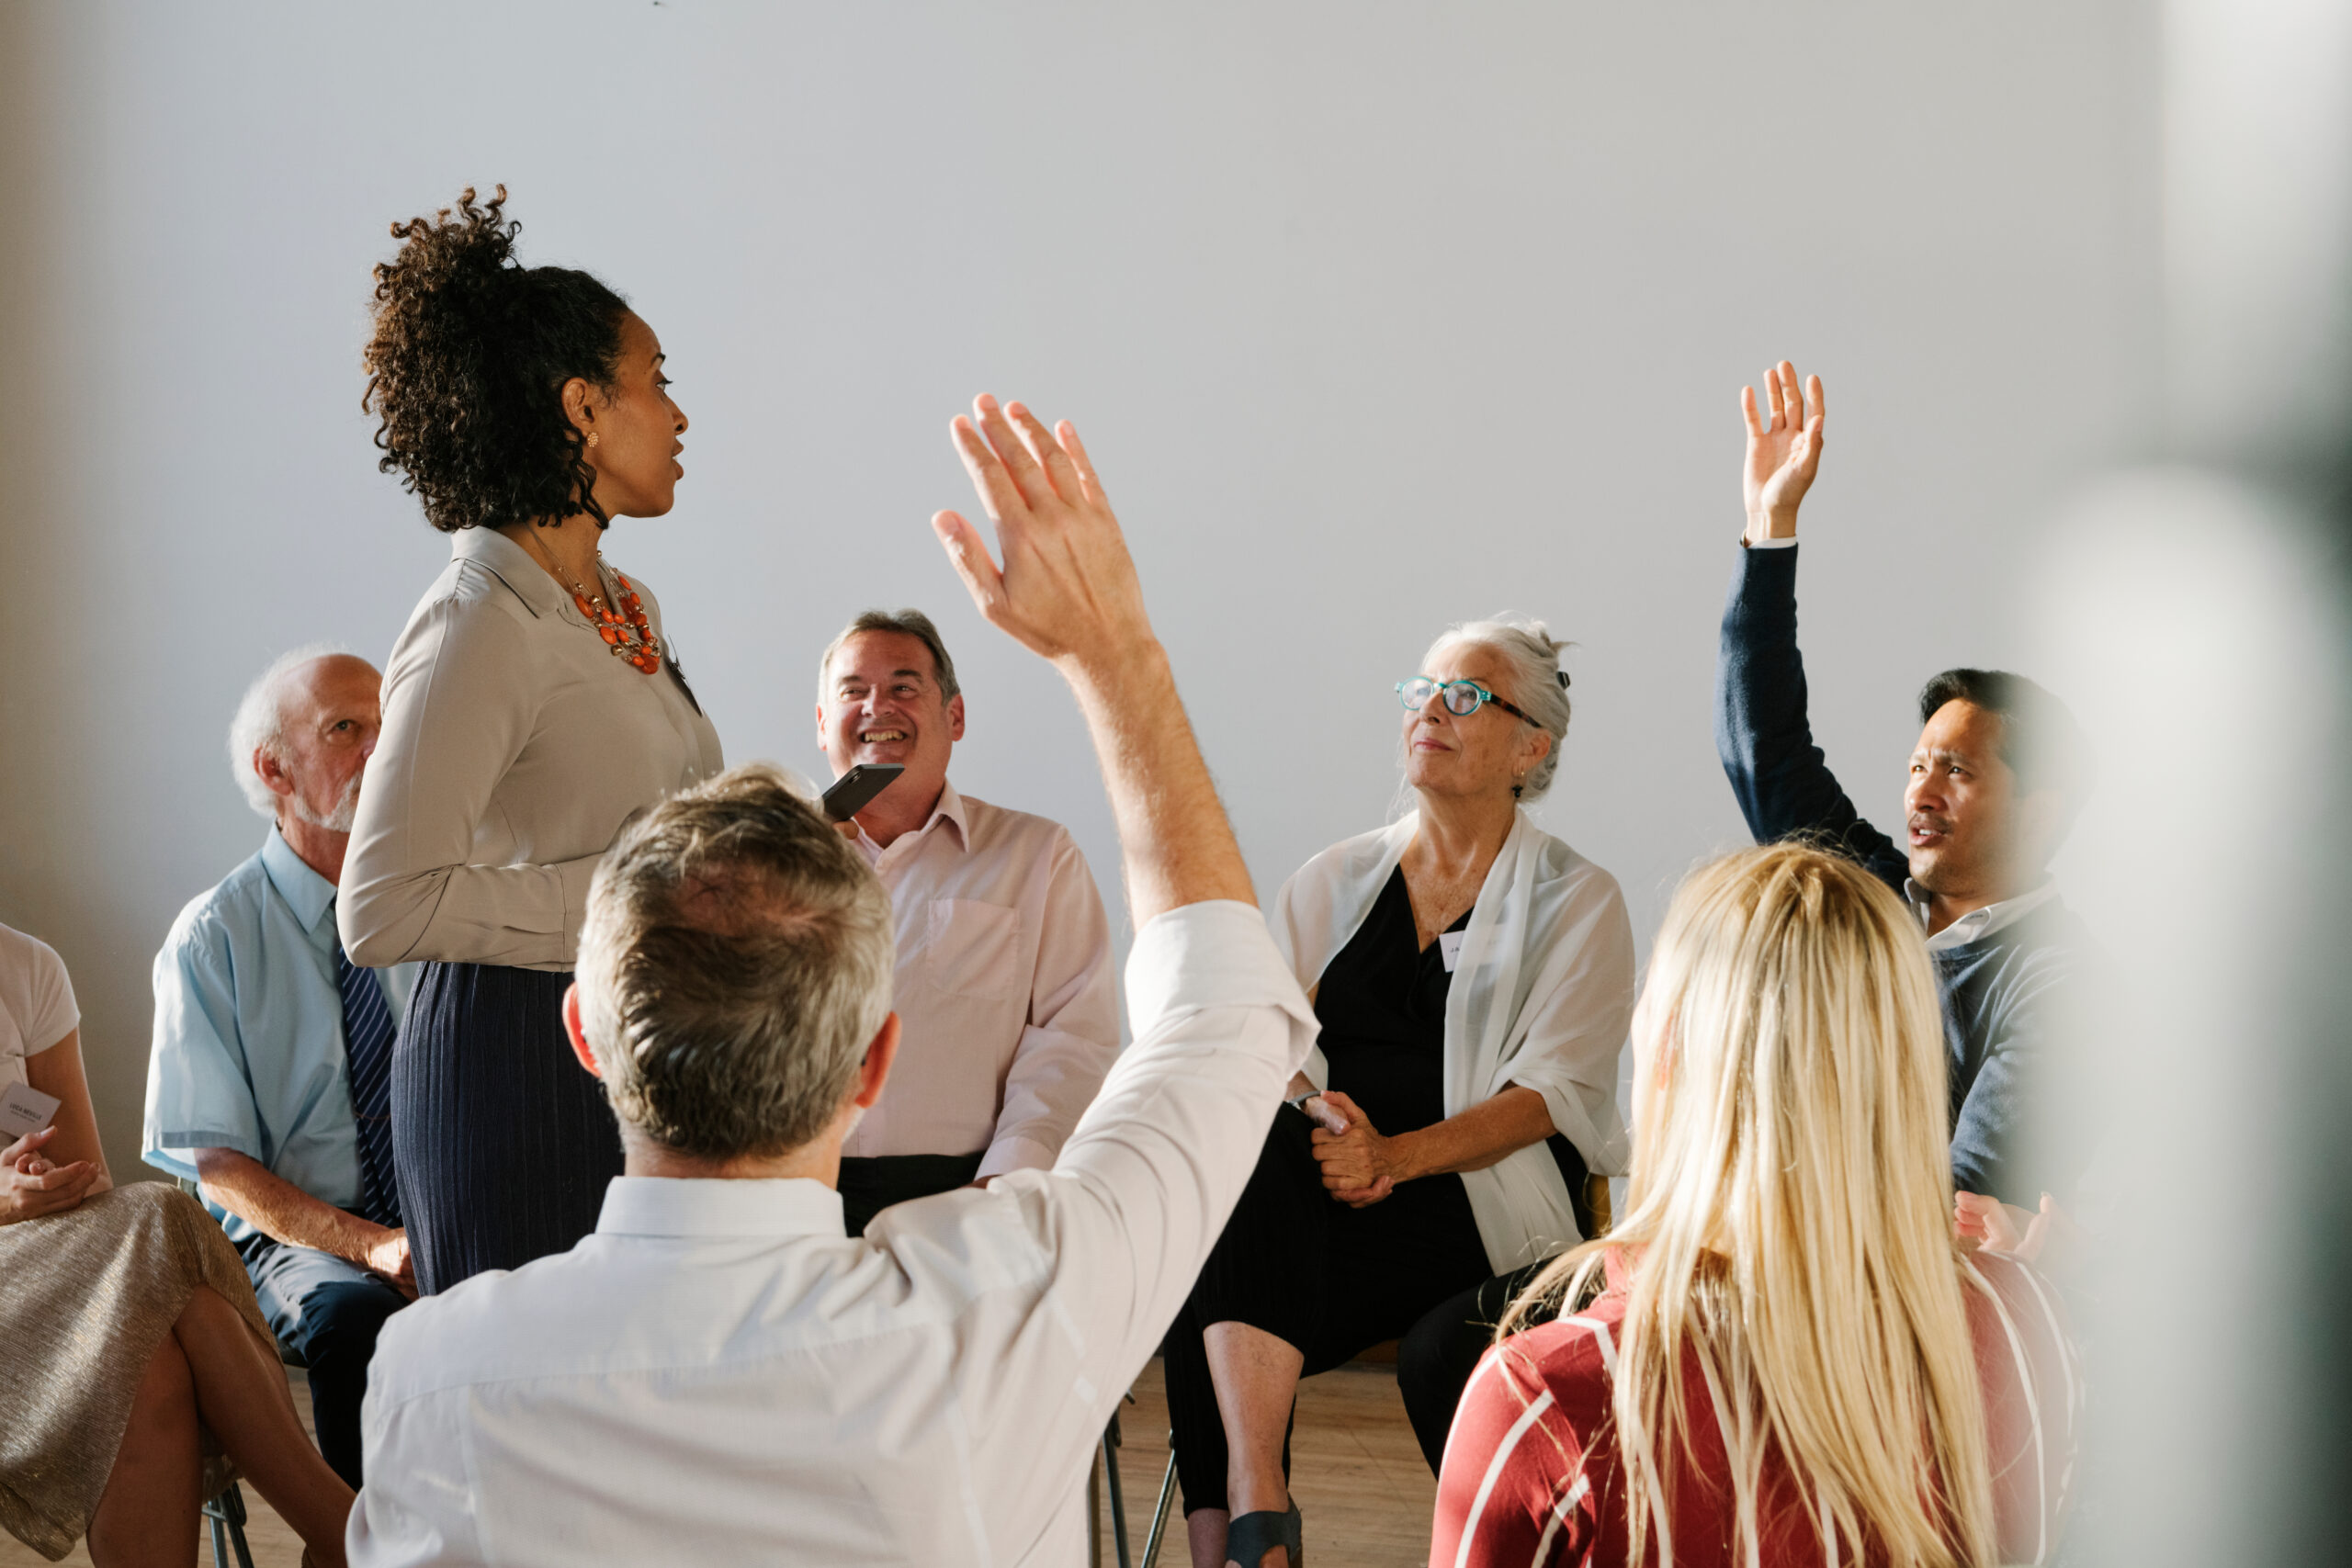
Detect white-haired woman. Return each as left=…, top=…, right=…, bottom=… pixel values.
left=1165, top=617, right=1635, bottom=1568
left=1433, top=843, right=2077, bottom=1568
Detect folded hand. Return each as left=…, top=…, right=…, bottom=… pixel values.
left=1955, top=1190, right=2073, bottom=1267
left=366, top=1226, right=420, bottom=1301
left=0, top=1127, right=97, bottom=1224
left=1310, top=1089, right=1404, bottom=1208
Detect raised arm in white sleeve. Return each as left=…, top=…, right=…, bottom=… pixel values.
left=927, top=394, right=1316, bottom=1555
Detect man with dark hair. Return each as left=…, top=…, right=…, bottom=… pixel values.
left=1715, top=363, right=2102, bottom=1215
left=348, top=397, right=1318, bottom=1566
left=813, top=607, right=1117, bottom=1234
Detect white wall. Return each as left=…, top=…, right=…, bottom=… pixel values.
left=0, top=2, right=2158, bottom=1174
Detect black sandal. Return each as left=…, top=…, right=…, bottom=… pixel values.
left=1225, top=1501, right=1303, bottom=1568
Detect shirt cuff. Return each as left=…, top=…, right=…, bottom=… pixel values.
left=1746, top=535, right=1797, bottom=549
left=141, top=1132, right=264, bottom=1180
left=557, top=852, right=604, bottom=964
left=976, top=1134, right=1057, bottom=1181
left=1122, top=900, right=1317, bottom=1042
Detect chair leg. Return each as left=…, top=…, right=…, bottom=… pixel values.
left=1088, top=1444, right=1104, bottom=1568
left=201, top=1483, right=257, bottom=1568
left=1103, top=1416, right=1132, bottom=1568
left=1138, top=1447, right=1179, bottom=1568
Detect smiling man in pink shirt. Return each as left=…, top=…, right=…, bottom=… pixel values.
left=815, top=609, right=1119, bottom=1233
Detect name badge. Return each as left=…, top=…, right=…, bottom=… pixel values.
left=0, top=1081, right=61, bottom=1140
left=1438, top=931, right=1466, bottom=972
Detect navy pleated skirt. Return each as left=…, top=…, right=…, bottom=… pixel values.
left=390, top=962, right=624, bottom=1296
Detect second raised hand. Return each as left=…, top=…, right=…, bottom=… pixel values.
left=1740, top=360, right=1826, bottom=544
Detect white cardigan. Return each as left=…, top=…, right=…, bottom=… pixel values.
left=1269, top=812, right=1635, bottom=1274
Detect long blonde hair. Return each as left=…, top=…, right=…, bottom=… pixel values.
left=1502, top=843, right=1999, bottom=1567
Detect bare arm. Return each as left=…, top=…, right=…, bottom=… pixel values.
left=25, top=1029, right=109, bottom=1182
left=925, top=395, right=1315, bottom=1524
left=1, top=1030, right=110, bottom=1223
left=193, top=1146, right=414, bottom=1297
left=933, top=396, right=1253, bottom=919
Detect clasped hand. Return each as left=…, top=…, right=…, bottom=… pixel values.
left=1954, top=1190, right=2075, bottom=1269
left=1308, top=1089, right=1405, bottom=1208
left=0, top=1125, right=98, bottom=1224
left=367, top=1227, right=420, bottom=1300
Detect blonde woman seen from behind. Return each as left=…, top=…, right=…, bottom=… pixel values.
left=1433, top=844, right=2078, bottom=1568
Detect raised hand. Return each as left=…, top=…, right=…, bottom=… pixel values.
left=933, top=395, right=1154, bottom=677
left=932, top=393, right=1253, bottom=924
left=1740, top=360, right=1825, bottom=543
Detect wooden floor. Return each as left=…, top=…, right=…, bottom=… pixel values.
left=5, top=1359, right=1438, bottom=1568
left=1097, top=1356, right=1438, bottom=1567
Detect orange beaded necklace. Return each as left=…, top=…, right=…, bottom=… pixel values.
left=571, top=564, right=663, bottom=674
left=519, top=534, right=665, bottom=675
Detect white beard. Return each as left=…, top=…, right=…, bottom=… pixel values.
left=291, top=769, right=364, bottom=834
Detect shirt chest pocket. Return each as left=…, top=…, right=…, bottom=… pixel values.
left=915, top=899, right=1025, bottom=1006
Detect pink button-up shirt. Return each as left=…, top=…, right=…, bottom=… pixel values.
left=844, top=783, right=1118, bottom=1179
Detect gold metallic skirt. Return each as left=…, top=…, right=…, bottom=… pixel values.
left=0, top=1182, right=272, bottom=1560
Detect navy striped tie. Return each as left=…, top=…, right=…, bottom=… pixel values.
left=334, top=942, right=402, bottom=1228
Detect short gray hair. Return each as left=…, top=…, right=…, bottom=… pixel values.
left=817, top=608, right=961, bottom=703
left=226, top=643, right=351, bottom=819
left=1424, top=615, right=1574, bottom=800
left=574, top=763, right=896, bottom=1161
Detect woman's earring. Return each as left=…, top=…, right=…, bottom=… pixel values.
left=585, top=431, right=599, bottom=449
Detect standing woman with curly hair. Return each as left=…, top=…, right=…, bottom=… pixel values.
left=340, top=187, right=723, bottom=1293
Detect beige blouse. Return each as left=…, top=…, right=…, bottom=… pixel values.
left=341, top=527, right=725, bottom=973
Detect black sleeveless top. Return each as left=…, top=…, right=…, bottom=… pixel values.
left=1314, top=865, right=1595, bottom=1225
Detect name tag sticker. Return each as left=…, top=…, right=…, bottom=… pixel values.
left=0, top=1081, right=62, bottom=1140
left=1438, top=931, right=1466, bottom=972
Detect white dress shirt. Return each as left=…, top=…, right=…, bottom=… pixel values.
left=348, top=899, right=1317, bottom=1568
left=843, top=783, right=1117, bottom=1178
left=1909, top=875, right=2064, bottom=953
left=1270, top=811, right=1636, bottom=1273
left=342, top=527, right=726, bottom=972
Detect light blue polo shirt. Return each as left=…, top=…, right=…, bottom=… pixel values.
left=142, top=829, right=418, bottom=1244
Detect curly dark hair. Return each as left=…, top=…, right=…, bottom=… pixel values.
left=363, top=186, right=632, bottom=533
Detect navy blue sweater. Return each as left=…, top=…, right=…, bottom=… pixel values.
left=1714, top=543, right=2100, bottom=1207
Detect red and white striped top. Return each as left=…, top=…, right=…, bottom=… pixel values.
left=1431, top=1251, right=2081, bottom=1567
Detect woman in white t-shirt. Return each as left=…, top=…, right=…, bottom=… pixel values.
left=0, top=922, right=356, bottom=1564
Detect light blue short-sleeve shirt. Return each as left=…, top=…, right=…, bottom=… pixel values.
left=142, top=829, right=417, bottom=1244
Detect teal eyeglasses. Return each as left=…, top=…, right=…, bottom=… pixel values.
left=1395, top=676, right=1537, bottom=725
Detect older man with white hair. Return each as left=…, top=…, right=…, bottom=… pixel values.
left=142, top=644, right=419, bottom=1487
